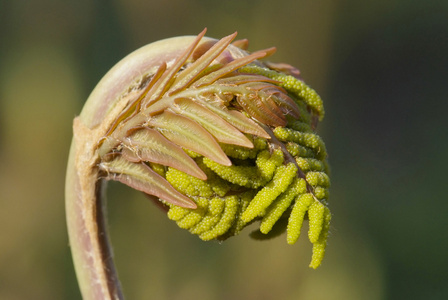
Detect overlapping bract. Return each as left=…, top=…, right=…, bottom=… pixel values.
left=97, top=30, right=331, bottom=268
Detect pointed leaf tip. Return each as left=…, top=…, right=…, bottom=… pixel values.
left=148, top=110, right=232, bottom=166
left=100, top=157, right=197, bottom=208
left=168, top=31, right=239, bottom=95
left=172, top=98, right=254, bottom=148
left=121, top=127, right=207, bottom=180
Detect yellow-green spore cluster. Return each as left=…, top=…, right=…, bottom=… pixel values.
left=163, top=133, right=330, bottom=268
left=162, top=66, right=331, bottom=269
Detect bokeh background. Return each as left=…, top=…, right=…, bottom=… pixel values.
left=1, top=0, right=447, bottom=299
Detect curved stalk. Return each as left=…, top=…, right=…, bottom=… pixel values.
left=66, top=140, right=122, bottom=299
left=65, top=35, right=218, bottom=300
left=65, top=29, right=332, bottom=299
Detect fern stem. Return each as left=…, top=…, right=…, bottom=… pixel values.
left=66, top=133, right=123, bottom=300
left=64, top=34, right=223, bottom=299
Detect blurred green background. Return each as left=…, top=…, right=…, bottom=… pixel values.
left=1, top=0, right=447, bottom=299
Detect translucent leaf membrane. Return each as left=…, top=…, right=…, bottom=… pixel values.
left=168, top=32, right=238, bottom=94
left=192, top=50, right=269, bottom=88
left=171, top=98, right=253, bottom=148
left=95, top=30, right=331, bottom=268
left=231, top=38, right=249, bottom=50
left=238, top=65, right=325, bottom=120
left=236, top=92, right=287, bottom=127
left=196, top=99, right=270, bottom=139
left=121, top=127, right=206, bottom=180
left=147, top=110, right=231, bottom=166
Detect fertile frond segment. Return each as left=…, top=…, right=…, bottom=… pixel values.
left=96, top=30, right=331, bottom=268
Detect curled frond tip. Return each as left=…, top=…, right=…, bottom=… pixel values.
left=96, top=30, right=331, bottom=268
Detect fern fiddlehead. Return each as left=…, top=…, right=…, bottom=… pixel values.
left=66, top=28, right=331, bottom=300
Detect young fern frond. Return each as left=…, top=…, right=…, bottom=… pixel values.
left=66, top=29, right=332, bottom=300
